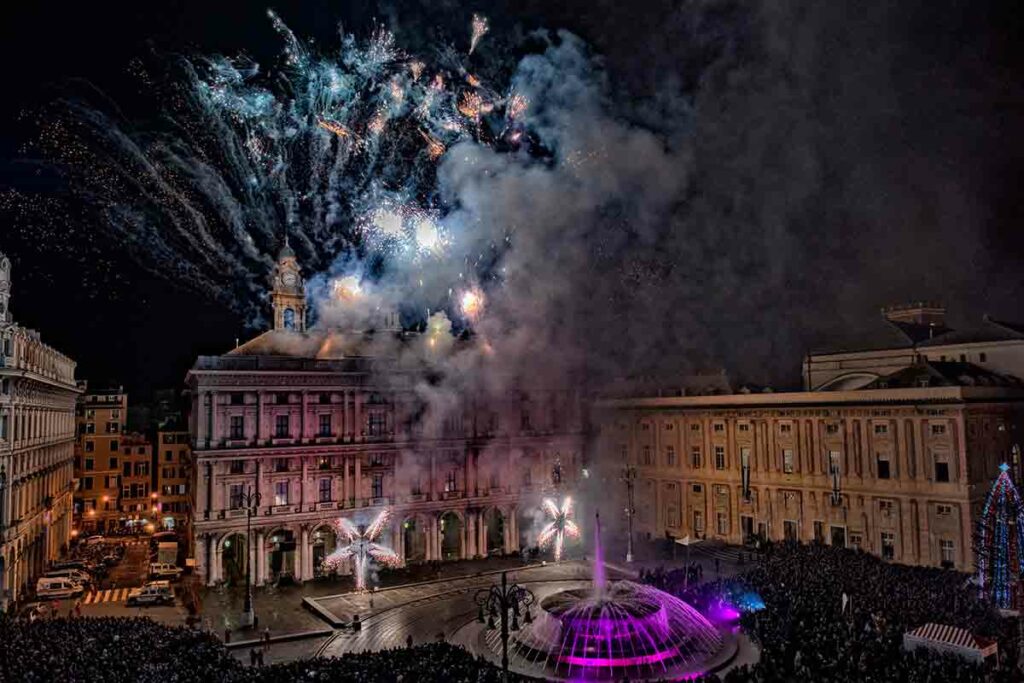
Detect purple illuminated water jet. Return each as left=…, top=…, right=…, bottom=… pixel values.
left=498, top=511, right=726, bottom=680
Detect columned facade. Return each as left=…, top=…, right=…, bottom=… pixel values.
left=598, top=386, right=1024, bottom=572
left=187, top=353, right=583, bottom=585
left=0, top=253, right=79, bottom=611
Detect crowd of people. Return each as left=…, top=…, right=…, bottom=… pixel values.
left=0, top=616, right=240, bottom=682
left=647, top=542, right=1019, bottom=682
left=0, top=616, right=527, bottom=682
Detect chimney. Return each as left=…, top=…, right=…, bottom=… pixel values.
left=882, top=301, right=946, bottom=330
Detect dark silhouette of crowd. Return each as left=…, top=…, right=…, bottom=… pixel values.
left=249, top=643, right=532, bottom=682
left=0, top=616, right=527, bottom=682
left=0, top=616, right=239, bottom=682
left=644, top=542, right=1019, bottom=682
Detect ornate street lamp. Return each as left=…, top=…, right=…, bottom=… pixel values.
left=475, top=571, right=535, bottom=682
left=621, top=465, right=637, bottom=562
left=241, top=486, right=262, bottom=628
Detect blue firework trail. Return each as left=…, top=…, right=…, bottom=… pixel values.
left=13, top=10, right=530, bottom=326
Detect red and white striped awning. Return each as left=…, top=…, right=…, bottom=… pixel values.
left=904, top=623, right=997, bottom=661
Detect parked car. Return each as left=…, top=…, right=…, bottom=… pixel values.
left=101, top=554, right=120, bottom=567
left=127, top=583, right=174, bottom=607
left=36, top=577, right=84, bottom=599
left=51, top=560, right=95, bottom=573
left=43, top=569, right=92, bottom=587
left=84, top=535, right=106, bottom=546
left=148, top=563, right=183, bottom=580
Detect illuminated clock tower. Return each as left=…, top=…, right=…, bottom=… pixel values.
left=271, top=236, right=306, bottom=332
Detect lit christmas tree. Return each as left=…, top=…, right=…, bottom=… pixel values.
left=976, top=463, right=1024, bottom=609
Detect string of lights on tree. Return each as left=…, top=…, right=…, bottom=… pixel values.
left=975, top=463, right=1024, bottom=609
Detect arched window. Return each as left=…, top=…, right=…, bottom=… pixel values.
left=283, top=308, right=295, bottom=330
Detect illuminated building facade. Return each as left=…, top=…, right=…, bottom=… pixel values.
left=0, top=253, right=79, bottom=609
left=155, top=428, right=191, bottom=533
left=599, top=309, right=1024, bottom=572
left=74, top=387, right=127, bottom=533
left=119, top=433, right=154, bottom=529
left=187, top=246, right=584, bottom=585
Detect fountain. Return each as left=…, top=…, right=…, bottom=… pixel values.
left=493, top=513, right=729, bottom=680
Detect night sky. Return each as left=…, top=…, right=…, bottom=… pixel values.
left=2, top=0, right=1024, bottom=402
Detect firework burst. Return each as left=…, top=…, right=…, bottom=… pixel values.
left=538, top=496, right=580, bottom=562
left=323, top=509, right=400, bottom=591
left=469, top=14, right=490, bottom=55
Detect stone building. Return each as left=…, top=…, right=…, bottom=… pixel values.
left=155, top=428, right=191, bottom=534
left=0, top=254, right=79, bottom=609
left=187, top=246, right=584, bottom=585
left=74, top=387, right=127, bottom=533
left=599, top=335, right=1024, bottom=572
left=119, top=433, right=154, bottom=530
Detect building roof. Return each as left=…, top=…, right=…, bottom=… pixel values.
left=863, top=361, right=1024, bottom=390
left=228, top=329, right=403, bottom=359
left=811, top=315, right=1024, bottom=357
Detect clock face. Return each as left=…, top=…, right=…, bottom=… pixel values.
left=282, top=271, right=297, bottom=287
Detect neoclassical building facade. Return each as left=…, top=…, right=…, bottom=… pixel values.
left=597, top=384, right=1024, bottom=572
left=0, top=254, right=79, bottom=609
left=188, top=248, right=584, bottom=586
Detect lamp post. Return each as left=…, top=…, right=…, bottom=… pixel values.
left=241, top=486, right=262, bottom=628
left=621, top=465, right=637, bottom=563
left=475, top=571, right=535, bottom=682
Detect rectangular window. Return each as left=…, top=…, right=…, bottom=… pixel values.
left=123, top=462, right=131, bottom=477
left=368, top=413, right=387, bottom=436
left=666, top=446, right=676, bottom=467
left=445, top=470, right=458, bottom=493
left=877, top=456, right=891, bottom=480
left=713, top=423, right=725, bottom=433
left=274, top=458, right=288, bottom=473
left=319, top=413, right=332, bottom=437
left=714, top=446, right=726, bottom=470
left=849, top=533, right=862, bottom=550
left=940, top=539, right=955, bottom=567
left=828, top=450, right=841, bottom=475
left=85, top=440, right=95, bottom=453
left=230, top=415, right=244, bottom=439
left=110, top=440, right=119, bottom=451
left=783, top=449, right=794, bottom=474
left=690, top=446, right=702, bottom=469
left=693, top=511, right=704, bottom=533
left=229, top=460, right=245, bottom=475
left=230, top=393, right=244, bottom=405
left=319, top=478, right=332, bottom=503
left=642, top=446, right=653, bottom=466
left=691, top=483, right=703, bottom=494
left=826, top=423, right=839, bottom=434
left=164, top=451, right=173, bottom=462
left=275, top=414, right=289, bottom=438
left=84, top=458, right=94, bottom=471
left=690, top=423, right=700, bottom=432
left=83, top=476, right=93, bottom=490
left=229, top=484, right=244, bottom=510
left=716, top=512, right=728, bottom=535
left=930, top=423, right=946, bottom=435
left=372, top=474, right=384, bottom=499
left=738, top=423, right=750, bottom=432
left=935, top=461, right=950, bottom=482
left=874, top=423, right=888, bottom=435
left=779, top=423, right=793, bottom=434
left=881, top=531, right=896, bottom=560
left=274, top=481, right=289, bottom=506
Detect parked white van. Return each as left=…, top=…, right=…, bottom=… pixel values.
left=36, top=577, right=84, bottom=599
left=44, top=569, right=92, bottom=587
